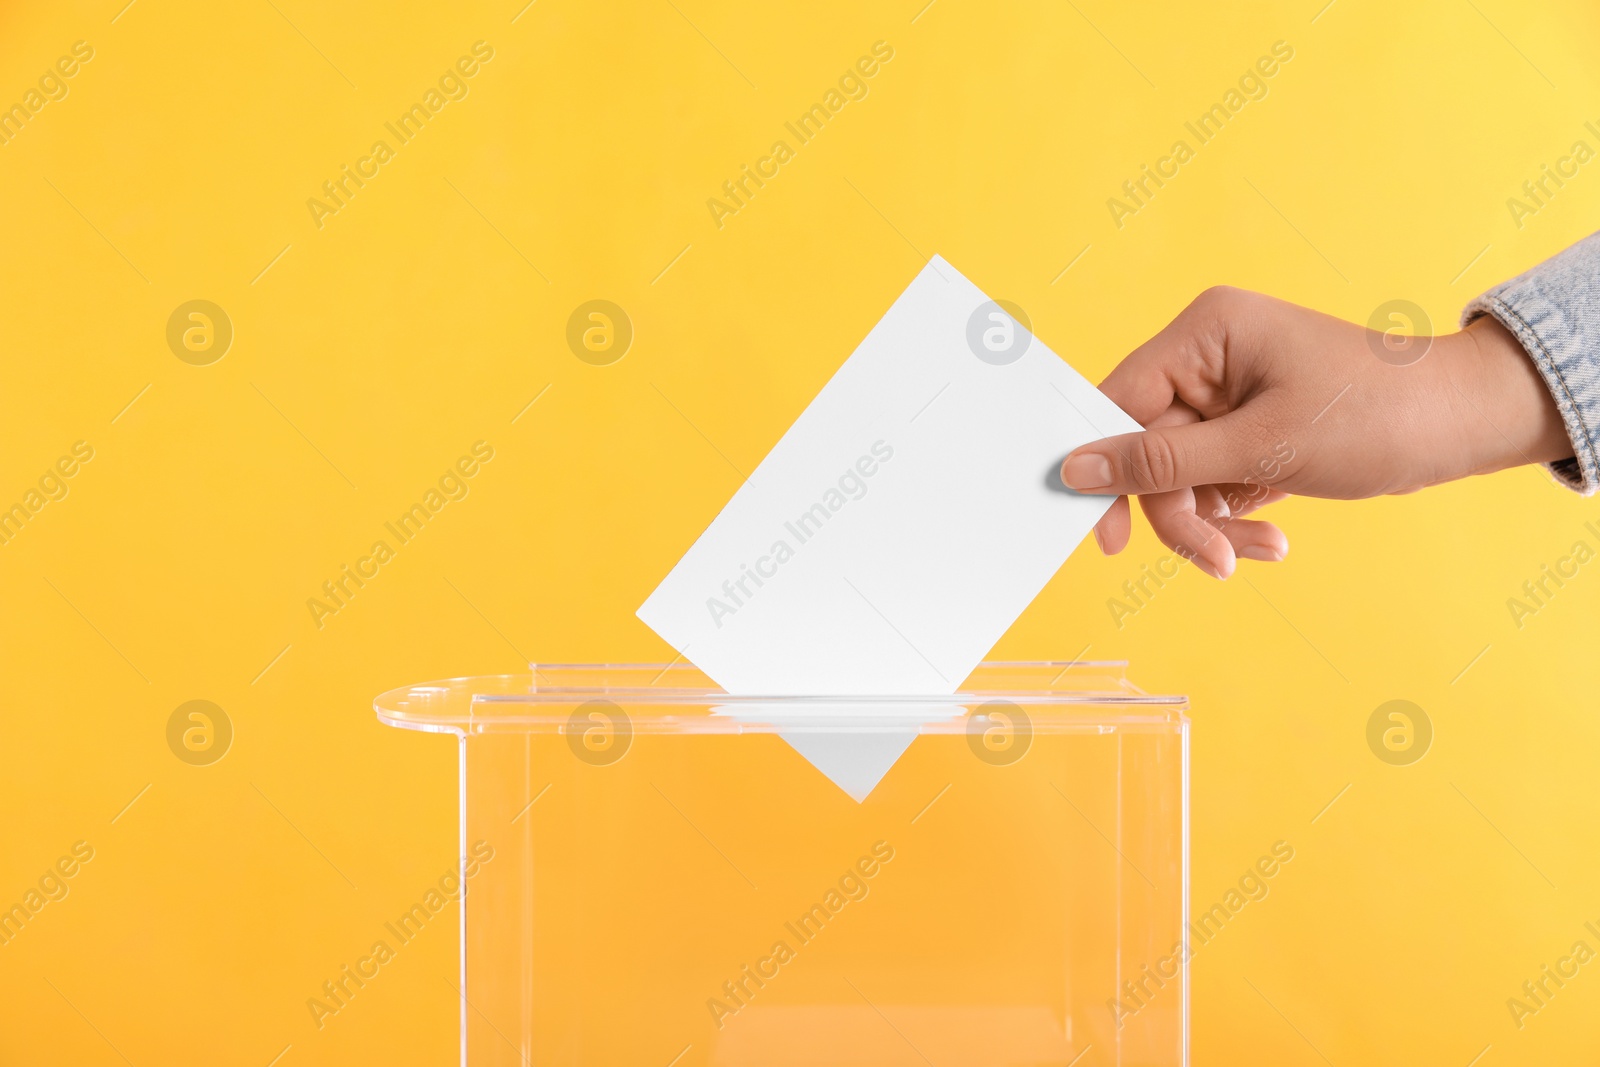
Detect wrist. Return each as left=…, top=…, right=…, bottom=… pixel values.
left=1449, top=315, right=1572, bottom=473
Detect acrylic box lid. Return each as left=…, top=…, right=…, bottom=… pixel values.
left=374, top=660, right=1187, bottom=735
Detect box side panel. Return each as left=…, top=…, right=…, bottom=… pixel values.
left=461, top=716, right=1185, bottom=1065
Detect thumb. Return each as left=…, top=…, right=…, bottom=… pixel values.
left=1060, top=417, right=1259, bottom=496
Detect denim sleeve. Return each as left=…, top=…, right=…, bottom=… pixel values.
left=1462, top=231, right=1600, bottom=495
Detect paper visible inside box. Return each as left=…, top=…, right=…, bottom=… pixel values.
left=714, top=702, right=964, bottom=803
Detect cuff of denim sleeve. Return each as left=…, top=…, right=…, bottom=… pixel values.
left=1463, top=286, right=1600, bottom=496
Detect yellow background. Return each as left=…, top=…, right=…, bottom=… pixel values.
left=2, top=0, right=1598, bottom=1063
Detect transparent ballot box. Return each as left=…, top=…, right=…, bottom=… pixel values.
left=374, top=662, right=1189, bottom=1067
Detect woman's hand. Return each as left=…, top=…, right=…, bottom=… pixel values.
left=1060, top=286, right=1571, bottom=578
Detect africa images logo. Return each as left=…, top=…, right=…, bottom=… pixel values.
left=705, top=441, right=894, bottom=628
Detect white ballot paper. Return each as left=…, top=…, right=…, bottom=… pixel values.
left=638, top=254, right=1141, bottom=798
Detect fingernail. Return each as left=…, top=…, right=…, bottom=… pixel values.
left=1238, top=545, right=1285, bottom=563
left=1062, top=453, right=1113, bottom=490
left=1191, top=550, right=1235, bottom=580
left=1092, top=526, right=1106, bottom=553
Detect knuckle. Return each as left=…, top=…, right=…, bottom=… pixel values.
left=1194, top=284, right=1240, bottom=308
left=1190, top=285, right=1249, bottom=318
left=1125, top=432, right=1179, bottom=494
left=1183, top=287, right=1253, bottom=379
